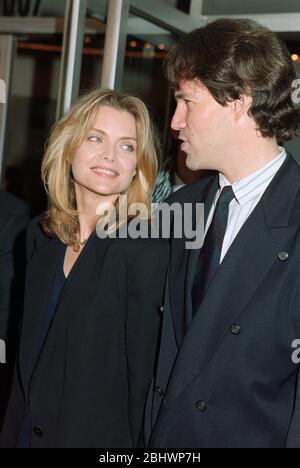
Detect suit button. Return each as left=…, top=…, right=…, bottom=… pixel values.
left=33, top=426, right=43, bottom=437
left=196, top=400, right=207, bottom=412
left=154, top=386, right=163, bottom=397
left=159, top=306, right=164, bottom=314
left=278, top=251, right=289, bottom=261
left=230, top=324, right=241, bottom=335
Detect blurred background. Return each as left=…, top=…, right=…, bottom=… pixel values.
left=0, top=0, right=299, bottom=214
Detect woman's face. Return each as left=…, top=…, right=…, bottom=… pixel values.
left=72, top=105, right=138, bottom=202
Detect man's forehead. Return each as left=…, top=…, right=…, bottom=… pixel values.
left=175, top=79, right=206, bottom=97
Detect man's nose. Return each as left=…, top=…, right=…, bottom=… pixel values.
left=171, top=104, right=187, bottom=131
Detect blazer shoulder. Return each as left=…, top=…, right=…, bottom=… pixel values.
left=26, top=215, right=51, bottom=259
left=108, top=225, right=170, bottom=267
left=27, top=215, right=43, bottom=237
left=124, top=236, right=170, bottom=278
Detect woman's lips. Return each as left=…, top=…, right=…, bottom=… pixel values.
left=90, top=167, right=119, bottom=178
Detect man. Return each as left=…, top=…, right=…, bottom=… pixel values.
left=152, top=128, right=212, bottom=203
left=145, top=18, right=300, bottom=448
left=0, top=190, right=30, bottom=425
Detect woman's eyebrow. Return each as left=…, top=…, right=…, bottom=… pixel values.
left=119, top=137, right=137, bottom=142
left=90, top=127, right=106, bottom=134
left=90, top=128, right=137, bottom=141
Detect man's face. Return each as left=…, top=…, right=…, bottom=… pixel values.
left=171, top=80, right=235, bottom=172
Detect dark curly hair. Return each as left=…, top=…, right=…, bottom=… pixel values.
left=164, top=18, right=300, bottom=142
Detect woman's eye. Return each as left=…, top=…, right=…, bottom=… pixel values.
left=88, top=135, right=102, bottom=143
left=122, top=144, right=135, bottom=152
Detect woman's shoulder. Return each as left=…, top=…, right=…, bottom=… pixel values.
left=27, top=215, right=46, bottom=241
left=26, top=215, right=55, bottom=259
left=100, top=235, right=169, bottom=283
left=96, top=220, right=170, bottom=266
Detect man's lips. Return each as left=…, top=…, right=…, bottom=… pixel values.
left=90, top=166, right=119, bottom=177
left=180, top=140, right=188, bottom=151
left=178, top=134, right=187, bottom=142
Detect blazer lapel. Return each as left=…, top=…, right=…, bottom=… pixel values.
left=166, top=155, right=300, bottom=405
left=169, top=175, right=218, bottom=346
left=37, top=234, right=111, bottom=356
left=19, top=237, right=61, bottom=393
left=21, top=232, right=113, bottom=397
left=184, top=177, right=219, bottom=323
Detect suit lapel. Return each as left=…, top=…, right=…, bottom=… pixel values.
left=184, top=177, right=219, bottom=322
left=20, top=230, right=111, bottom=394
left=34, top=234, right=111, bottom=364
left=169, top=175, right=218, bottom=346
left=166, top=155, right=300, bottom=405
left=19, top=237, right=61, bottom=392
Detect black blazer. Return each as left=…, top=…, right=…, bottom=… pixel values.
left=145, top=154, right=300, bottom=448
left=0, top=191, right=30, bottom=428
left=0, top=218, right=169, bottom=448
left=0, top=190, right=30, bottom=340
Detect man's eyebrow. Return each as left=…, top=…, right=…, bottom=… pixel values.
left=174, top=92, right=192, bottom=101
left=89, top=128, right=137, bottom=141
left=174, top=92, right=183, bottom=99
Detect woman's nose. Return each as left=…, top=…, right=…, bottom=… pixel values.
left=101, top=153, right=114, bottom=162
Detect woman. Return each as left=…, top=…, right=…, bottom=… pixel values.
left=0, top=90, right=169, bottom=448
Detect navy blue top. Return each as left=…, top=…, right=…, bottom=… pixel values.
left=17, top=245, right=67, bottom=448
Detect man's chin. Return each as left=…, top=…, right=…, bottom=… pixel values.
left=186, top=153, right=203, bottom=172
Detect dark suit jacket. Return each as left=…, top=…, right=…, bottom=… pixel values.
left=0, top=190, right=30, bottom=340
left=145, top=154, right=300, bottom=448
left=0, top=218, right=169, bottom=448
left=0, top=190, right=30, bottom=430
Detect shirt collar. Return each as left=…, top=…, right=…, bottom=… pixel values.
left=218, top=147, right=287, bottom=206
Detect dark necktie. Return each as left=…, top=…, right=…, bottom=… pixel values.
left=191, top=186, right=235, bottom=315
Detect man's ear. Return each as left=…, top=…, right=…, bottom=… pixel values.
left=232, top=94, right=252, bottom=119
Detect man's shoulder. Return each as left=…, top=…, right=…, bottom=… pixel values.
left=165, top=172, right=217, bottom=205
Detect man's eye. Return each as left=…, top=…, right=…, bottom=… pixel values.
left=88, top=136, right=102, bottom=143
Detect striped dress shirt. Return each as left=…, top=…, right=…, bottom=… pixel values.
left=205, top=147, right=287, bottom=263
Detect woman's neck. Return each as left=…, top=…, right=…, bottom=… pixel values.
left=75, top=185, right=118, bottom=242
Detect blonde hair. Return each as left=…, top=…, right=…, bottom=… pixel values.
left=41, top=89, right=160, bottom=244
